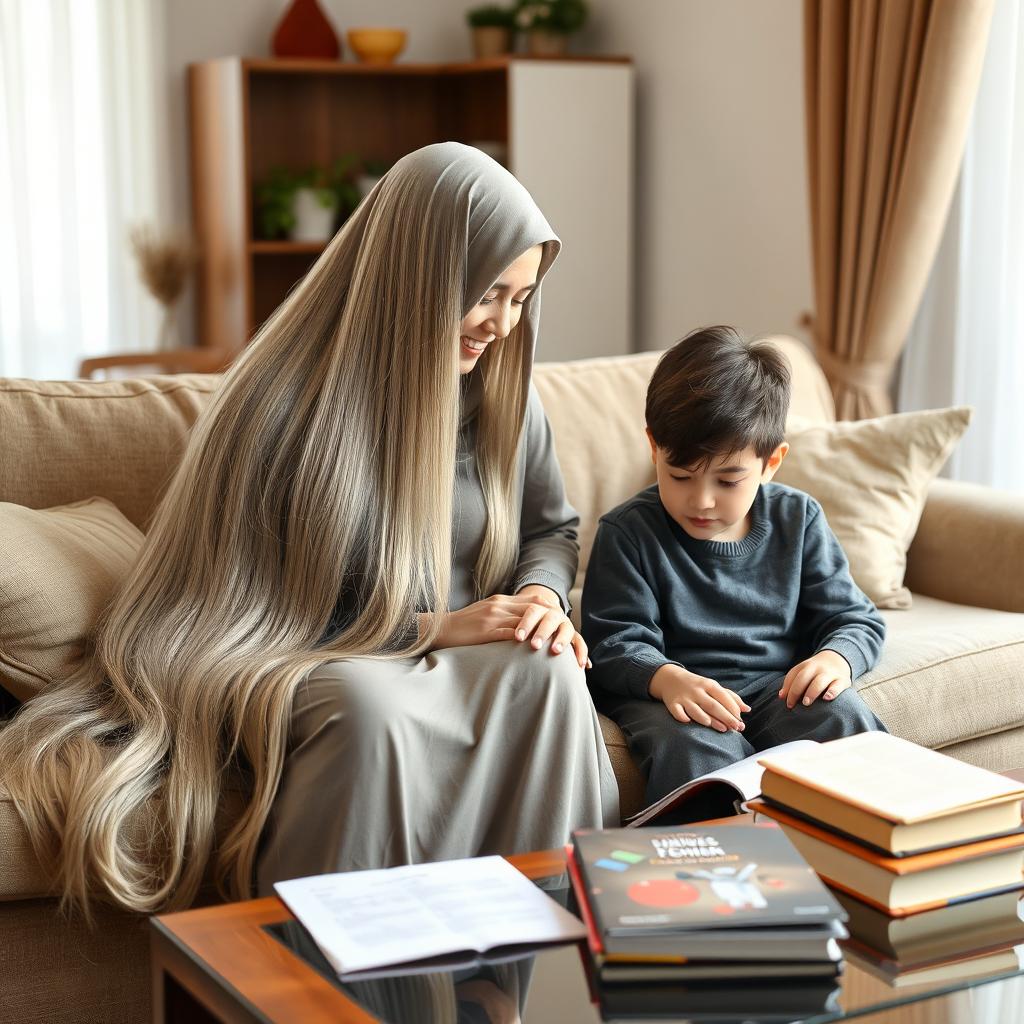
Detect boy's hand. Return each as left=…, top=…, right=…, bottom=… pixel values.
left=779, top=650, right=852, bottom=709
left=649, top=664, right=750, bottom=732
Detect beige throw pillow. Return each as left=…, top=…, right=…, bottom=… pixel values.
left=776, top=407, right=971, bottom=610
left=0, top=497, right=143, bottom=702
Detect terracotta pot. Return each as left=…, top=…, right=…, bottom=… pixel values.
left=272, top=0, right=341, bottom=60
left=471, top=26, right=513, bottom=60
left=527, top=29, right=569, bottom=57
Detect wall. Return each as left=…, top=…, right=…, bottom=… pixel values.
left=580, top=0, right=814, bottom=352
left=165, top=0, right=814, bottom=353
left=164, top=0, right=474, bottom=346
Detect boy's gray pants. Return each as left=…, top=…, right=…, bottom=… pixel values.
left=594, top=674, right=886, bottom=810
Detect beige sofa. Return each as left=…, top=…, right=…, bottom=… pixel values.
left=2, top=338, right=1023, bottom=1023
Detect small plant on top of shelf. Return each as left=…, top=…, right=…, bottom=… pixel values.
left=466, top=4, right=517, bottom=59
left=355, top=157, right=394, bottom=201
left=255, top=156, right=361, bottom=241
left=515, top=0, right=588, bottom=55
left=515, top=0, right=587, bottom=32
left=466, top=3, right=517, bottom=28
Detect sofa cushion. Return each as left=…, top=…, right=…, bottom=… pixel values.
left=0, top=374, right=219, bottom=529
left=535, top=336, right=834, bottom=587
left=0, top=768, right=250, bottom=902
left=0, top=498, right=144, bottom=702
left=777, top=408, right=972, bottom=609
left=857, top=595, right=1024, bottom=757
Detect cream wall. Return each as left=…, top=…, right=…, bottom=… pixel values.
left=581, top=0, right=814, bottom=352
left=164, top=0, right=813, bottom=354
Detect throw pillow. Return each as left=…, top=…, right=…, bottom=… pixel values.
left=0, top=497, right=144, bottom=702
left=777, top=407, right=972, bottom=610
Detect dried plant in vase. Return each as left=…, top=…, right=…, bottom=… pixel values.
left=129, top=225, right=197, bottom=350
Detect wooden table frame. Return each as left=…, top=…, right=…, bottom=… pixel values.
left=150, top=849, right=570, bottom=1024
left=152, top=775, right=1024, bottom=1023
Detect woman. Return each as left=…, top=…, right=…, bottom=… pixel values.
left=0, top=143, right=618, bottom=916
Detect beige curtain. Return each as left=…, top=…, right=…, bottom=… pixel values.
left=804, top=0, right=994, bottom=419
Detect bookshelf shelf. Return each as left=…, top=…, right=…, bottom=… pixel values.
left=249, top=240, right=328, bottom=255
left=189, top=56, right=633, bottom=359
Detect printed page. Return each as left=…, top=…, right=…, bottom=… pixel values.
left=758, top=733, right=1024, bottom=822
left=275, top=855, right=585, bottom=975
left=629, top=739, right=819, bottom=824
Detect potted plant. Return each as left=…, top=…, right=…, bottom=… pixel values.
left=355, top=158, right=393, bottom=201
left=465, top=4, right=517, bottom=59
left=515, top=0, right=587, bottom=57
left=256, top=157, right=360, bottom=241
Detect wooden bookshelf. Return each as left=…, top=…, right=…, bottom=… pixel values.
left=188, top=56, right=634, bottom=359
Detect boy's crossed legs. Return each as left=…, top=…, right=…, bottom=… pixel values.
left=597, top=676, right=885, bottom=808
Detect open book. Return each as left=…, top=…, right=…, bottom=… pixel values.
left=274, top=855, right=585, bottom=977
left=627, top=739, right=819, bottom=828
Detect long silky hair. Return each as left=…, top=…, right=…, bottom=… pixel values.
left=0, top=145, right=557, bottom=918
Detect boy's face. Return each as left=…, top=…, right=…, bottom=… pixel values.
left=647, top=433, right=789, bottom=543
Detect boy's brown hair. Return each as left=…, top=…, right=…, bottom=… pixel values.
left=645, top=325, right=791, bottom=468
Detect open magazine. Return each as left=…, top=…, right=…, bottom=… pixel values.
left=627, top=739, right=819, bottom=828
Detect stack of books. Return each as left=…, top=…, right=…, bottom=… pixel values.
left=566, top=821, right=849, bottom=988
left=835, top=886, right=1024, bottom=989
left=747, top=733, right=1024, bottom=918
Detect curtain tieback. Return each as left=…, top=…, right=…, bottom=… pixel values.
left=813, top=347, right=892, bottom=391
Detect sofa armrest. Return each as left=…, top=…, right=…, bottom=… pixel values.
left=905, top=478, right=1024, bottom=613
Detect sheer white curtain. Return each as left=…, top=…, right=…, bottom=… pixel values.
left=899, top=0, right=1024, bottom=493
left=0, top=0, right=171, bottom=379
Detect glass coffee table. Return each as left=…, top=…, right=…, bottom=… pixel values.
left=151, top=844, right=1024, bottom=1023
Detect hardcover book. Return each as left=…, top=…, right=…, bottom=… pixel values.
left=756, top=734, right=1024, bottom=854
left=845, top=942, right=1024, bottom=990
left=833, top=888, right=1024, bottom=966
left=749, top=799, right=1024, bottom=915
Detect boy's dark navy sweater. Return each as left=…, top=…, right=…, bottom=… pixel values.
left=582, top=482, right=885, bottom=701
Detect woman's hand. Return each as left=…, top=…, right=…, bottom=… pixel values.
left=513, top=584, right=589, bottom=668
left=420, top=585, right=589, bottom=668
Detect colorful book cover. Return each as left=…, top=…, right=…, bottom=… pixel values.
left=572, top=823, right=846, bottom=936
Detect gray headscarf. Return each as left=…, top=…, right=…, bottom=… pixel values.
left=373, top=141, right=561, bottom=363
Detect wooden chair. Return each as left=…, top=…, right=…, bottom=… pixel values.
left=78, top=347, right=235, bottom=379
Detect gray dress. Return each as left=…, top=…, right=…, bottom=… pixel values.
left=255, top=378, right=619, bottom=891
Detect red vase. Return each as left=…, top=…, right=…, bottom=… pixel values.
left=271, top=0, right=341, bottom=60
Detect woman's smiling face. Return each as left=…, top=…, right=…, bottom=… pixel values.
left=458, top=244, right=543, bottom=373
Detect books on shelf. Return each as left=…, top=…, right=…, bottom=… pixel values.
left=627, top=739, right=818, bottom=828
left=567, top=822, right=847, bottom=983
left=748, top=799, right=1024, bottom=915
left=757, top=733, right=1024, bottom=854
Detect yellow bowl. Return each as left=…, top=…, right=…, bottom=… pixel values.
left=346, top=27, right=407, bottom=64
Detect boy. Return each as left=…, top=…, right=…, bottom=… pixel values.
left=582, top=326, right=886, bottom=806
